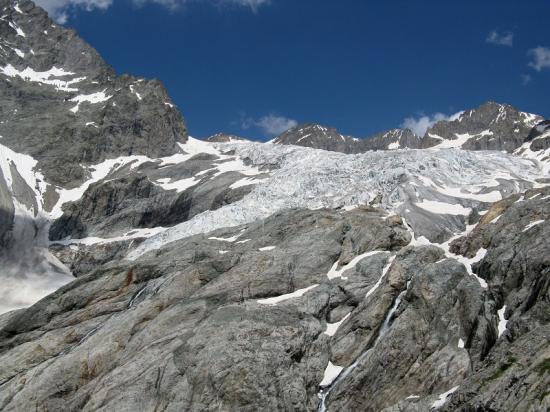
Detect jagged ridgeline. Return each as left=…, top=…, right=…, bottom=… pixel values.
left=1, top=0, right=550, bottom=411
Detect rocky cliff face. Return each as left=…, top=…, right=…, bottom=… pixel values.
left=0, top=0, right=187, bottom=189
left=1, top=189, right=549, bottom=411
left=0, top=0, right=188, bottom=311
left=0, top=1, right=549, bottom=411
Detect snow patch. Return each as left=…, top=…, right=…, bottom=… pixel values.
left=497, top=306, right=508, bottom=337
left=319, top=361, right=343, bottom=387
left=0, top=64, right=85, bottom=92
left=257, top=284, right=319, bottom=305
left=365, top=255, right=395, bottom=298
left=70, top=90, right=111, bottom=113
left=415, top=200, right=471, bottom=216
left=326, top=251, right=383, bottom=280
left=431, top=386, right=459, bottom=409
left=324, top=313, right=350, bottom=336
left=522, top=219, right=544, bottom=232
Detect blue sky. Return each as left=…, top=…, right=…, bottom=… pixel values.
left=38, top=0, right=550, bottom=140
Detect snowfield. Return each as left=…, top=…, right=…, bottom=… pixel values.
left=127, top=141, right=546, bottom=259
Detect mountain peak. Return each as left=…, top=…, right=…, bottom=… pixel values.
left=206, top=133, right=249, bottom=143
left=422, top=101, right=544, bottom=151
left=272, top=123, right=360, bottom=153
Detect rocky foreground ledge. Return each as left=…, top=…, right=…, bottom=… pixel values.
left=1, top=187, right=548, bottom=411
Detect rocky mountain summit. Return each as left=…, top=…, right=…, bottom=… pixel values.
left=272, top=124, right=360, bottom=153
left=0, top=1, right=549, bottom=411
left=272, top=102, right=546, bottom=155
left=206, top=133, right=249, bottom=143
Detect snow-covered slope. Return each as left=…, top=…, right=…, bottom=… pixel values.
left=128, top=141, right=547, bottom=259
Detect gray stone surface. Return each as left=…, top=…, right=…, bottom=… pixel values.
left=0, top=207, right=412, bottom=411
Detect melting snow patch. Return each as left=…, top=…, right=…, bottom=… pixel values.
left=259, top=246, right=276, bottom=251
left=8, top=21, right=25, bottom=37
left=155, top=177, right=198, bottom=193
left=129, top=84, right=142, bottom=100
left=431, top=386, right=459, bottom=409
left=365, top=255, right=395, bottom=298
left=257, top=284, right=319, bottom=305
left=497, top=306, right=508, bottom=337
left=0, top=142, right=48, bottom=212
left=458, top=338, right=465, bottom=348
left=12, top=48, right=24, bottom=58
left=70, top=90, right=111, bottom=112
left=51, top=155, right=153, bottom=217
left=208, top=233, right=242, bottom=242
left=522, top=219, right=544, bottom=232
left=229, top=177, right=268, bottom=189
left=0, top=64, right=84, bottom=92
left=319, top=361, right=343, bottom=387
left=52, top=227, right=166, bottom=246
left=326, top=251, right=383, bottom=280
left=415, top=200, right=471, bottom=216
left=324, top=313, right=350, bottom=336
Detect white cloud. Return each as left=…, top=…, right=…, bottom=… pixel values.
left=242, top=114, right=297, bottom=136
left=401, top=111, right=463, bottom=137
left=35, top=0, right=270, bottom=23
left=528, top=46, right=550, bottom=71
left=486, top=30, right=513, bottom=47
left=35, top=0, right=112, bottom=23
left=521, top=74, right=532, bottom=86
left=222, top=0, right=270, bottom=12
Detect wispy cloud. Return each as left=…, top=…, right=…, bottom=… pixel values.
left=486, top=30, right=513, bottom=47
left=35, top=0, right=112, bottom=23
left=35, top=0, right=270, bottom=23
left=242, top=114, right=297, bottom=136
left=401, top=111, right=463, bottom=137
left=528, top=46, right=550, bottom=71
left=521, top=74, right=532, bottom=86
